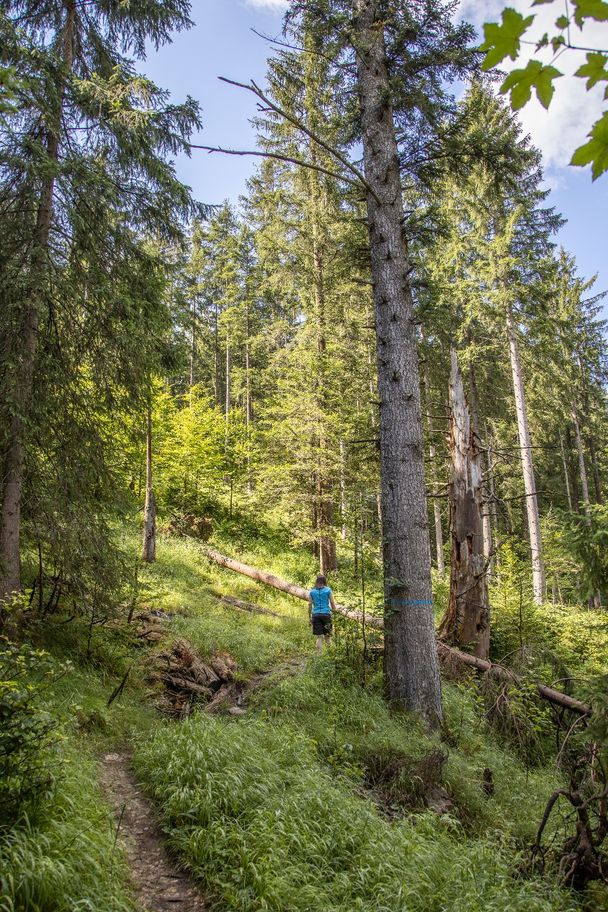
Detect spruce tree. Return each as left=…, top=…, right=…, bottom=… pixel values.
left=0, top=0, right=202, bottom=602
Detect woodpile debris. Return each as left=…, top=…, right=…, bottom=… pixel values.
left=149, top=639, right=238, bottom=717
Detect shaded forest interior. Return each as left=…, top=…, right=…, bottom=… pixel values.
left=1, top=0, right=608, bottom=910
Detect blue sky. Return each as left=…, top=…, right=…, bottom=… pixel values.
left=143, top=0, right=607, bottom=310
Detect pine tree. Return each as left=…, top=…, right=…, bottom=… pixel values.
left=0, top=0, right=202, bottom=602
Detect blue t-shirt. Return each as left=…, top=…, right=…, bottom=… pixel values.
left=310, top=586, right=332, bottom=615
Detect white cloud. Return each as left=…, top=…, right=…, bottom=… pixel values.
left=458, top=0, right=608, bottom=170
left=245, top=0, right=289, bottom=8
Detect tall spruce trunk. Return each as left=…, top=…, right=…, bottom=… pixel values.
left=467, top=360, right=492, bottom=575
left=304, top=44, right=337, bottom=574
left=573, top=411, right=591, bottom=519
left=142, top=406, right=156, bottom=563
left=0, top=1, right=75, bottom=602
left=560, top=433, right=574, bottom=511
left=439, top=350, right=490, bottom=659
left=354, top=0, right=442, bottom=724
left=505, top=303, right=545, bottom=604
left=422, top=369, right=445, bottom=575
left=572, top=411, right=601, bottom=607
left=587, top=435, right=602, bottom=504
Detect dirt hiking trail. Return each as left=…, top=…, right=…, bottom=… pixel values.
left=100, top=751, right=207, bottom=912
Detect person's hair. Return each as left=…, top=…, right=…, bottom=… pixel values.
left=315, top=574, right=327, bottom=587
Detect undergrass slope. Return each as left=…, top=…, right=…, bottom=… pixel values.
left=2, top=528, right=607, bottom=912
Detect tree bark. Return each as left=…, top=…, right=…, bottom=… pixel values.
left=339, top=439, right=348, bottom=542
left=505, top=303, right=545, bottom=604
left=189, top=298, right=197, bottom=389
left=422, top=370, right=445, bottom=575
left=304, top=49, right=337, bottom=575
left=573, top=411, right=591, bottom=520
left=245, top=314, right=253, bottom=494
left=467, top=360, right=493, bottom=575
left=0, top=0, right=75, bottom=602
left=142, top=405, right=156, bottom=563
left=439, top=349, right=490, bottom=659
left=560, top=433, right=574, bottom=511
left=587, top=434, right=602, bottom=505
left=353, top=0, right=442, bottom=724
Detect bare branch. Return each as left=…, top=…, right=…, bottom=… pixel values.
left=217, top=76, right=380, bottom=204
left=188, top=143, right=363, bottom=191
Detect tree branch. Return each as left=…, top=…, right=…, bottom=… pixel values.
left=188, top=143, right=365, bottom=192
left=216, top=76, right=380, bottom=204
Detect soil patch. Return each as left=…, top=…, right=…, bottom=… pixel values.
left=99, top=751, right=207, bottom=912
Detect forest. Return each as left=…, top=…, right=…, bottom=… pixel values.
left=1, top=0, right=608, bottom=910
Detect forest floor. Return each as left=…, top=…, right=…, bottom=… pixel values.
left=3, top=527, right=608, bottom=912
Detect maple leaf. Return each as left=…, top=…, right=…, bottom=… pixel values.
left=501, top=60, right=562, bottom=109
left=571, top=111, right=608, bottom=179
left=575, top=52, right=608, bottom=89
left=480, top=8, right=535, bottom=70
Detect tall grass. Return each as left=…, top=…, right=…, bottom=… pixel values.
left=0, top=741, right=134, bottom=912
left=136, top=706, right=579, bottom=912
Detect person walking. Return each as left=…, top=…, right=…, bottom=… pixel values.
left=308, top=574, right=336, bottom=652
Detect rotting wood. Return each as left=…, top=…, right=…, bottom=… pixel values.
left=203, top=547, right=591, bottom=717
left=219, top=594, right=280, bottom=617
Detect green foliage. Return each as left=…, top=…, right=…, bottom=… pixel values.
left=564, top=503, right=608, bottom=600
left=135, top=693, right=577, bottom=912
left=481, top=2, right=608, bottom=178
left=570, top=111, right=608, bottom=178
left=500, top=60, right=562, bottom=109
left=0, top=637, right=68, bottom=824
left=480, top=9, right=535, bottom=68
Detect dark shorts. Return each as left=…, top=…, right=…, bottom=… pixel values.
left=312, top=614, right=332, bottom=636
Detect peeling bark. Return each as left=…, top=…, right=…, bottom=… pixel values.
left=439, top=350, right=490, bottom=659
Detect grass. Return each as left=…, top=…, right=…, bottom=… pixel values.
left=0, top=712, right=136, bottom=912
left=135, top=707, right=579, bottom=912
left=3, top=526, right=608, bottom=912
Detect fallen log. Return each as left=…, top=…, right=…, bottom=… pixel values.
left=203, top=547, right=591, bottom=718
left=204, top=548, right=382, bottom=628
left=219, top=594, right=280, bottom=618
left=436, top=644, right=590, bottom=717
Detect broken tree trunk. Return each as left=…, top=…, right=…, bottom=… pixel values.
left=439, top=350, right=490, bottom=659
left=202, top=547, right=590, bottom=717
left=204, top=547, right=381, bottom=627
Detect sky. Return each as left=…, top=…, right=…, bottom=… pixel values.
left=142, top=0, right=607, bottom=307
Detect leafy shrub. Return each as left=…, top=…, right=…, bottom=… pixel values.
left=0, top=639, right=68, bottom=824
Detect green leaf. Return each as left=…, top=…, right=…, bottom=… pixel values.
left=551, top=35, right=567, bottom=51
left=480, top=8, right=535, bottom=70
left=536, top=32, right=549, bottom=49
left=572, top=0, right=608, bottom=26
left=575, top=51, right=608, bottom=89
left=570, top=111, right=608, bottom=179
left=555, top=14, right=570, bottom=27
left=501, top=60, right=562, bottom=110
